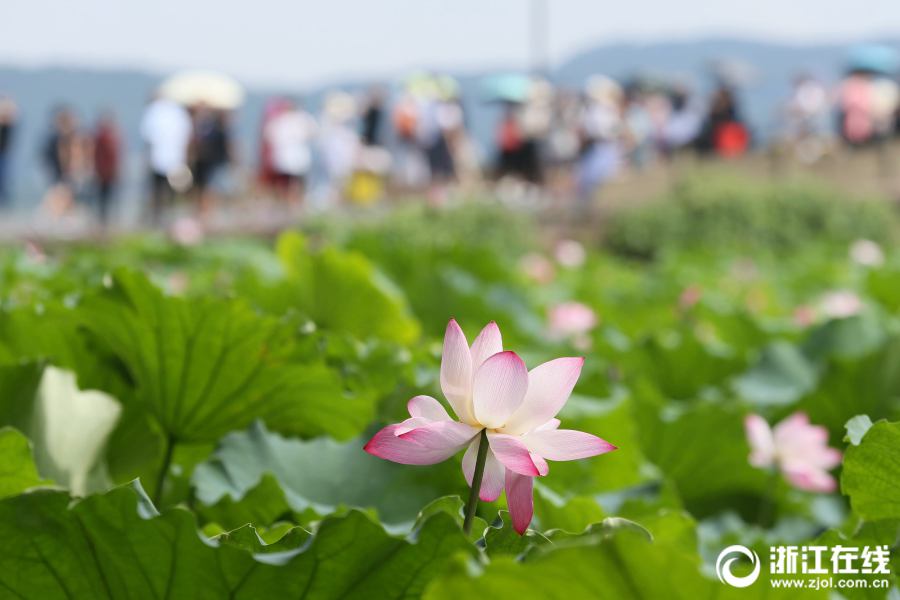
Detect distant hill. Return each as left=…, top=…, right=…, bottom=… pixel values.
left=1, top=37, right=898, bottom=207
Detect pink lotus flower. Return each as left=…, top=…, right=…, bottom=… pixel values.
left=744, top=412, right=842, bottom=493
left=548, top=302, right=597, bottom=337
left=819, top=290, right=863, bottom=319
left=678, top=285, right=703, bottom=311
left=519, top=253, right=556, bottom=285
left=792, top=304, right=817, bottom=328
left=364, top=320, right=616, bottom=534
left=849, top=239, right=885, bottom=267
left=554, top=239, right=587, bottom=268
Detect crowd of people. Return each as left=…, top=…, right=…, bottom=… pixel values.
left=1, top=56, right=900, bottom=229
left=775, top=70, right=900, bottom=164
left=31, top=106, right=124, bottom=224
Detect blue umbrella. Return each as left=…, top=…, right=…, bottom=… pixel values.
left=481, top=74, right=532, bottom=103
left=848, top=44, right=900, bottom=75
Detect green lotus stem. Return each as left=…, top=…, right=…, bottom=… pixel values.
left=463, top=429, right=489, bottom=535
left=153, top=435, right=176, bottom=507
left=757, top=468, right=779, bottom=526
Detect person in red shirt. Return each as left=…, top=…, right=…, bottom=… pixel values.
left=93, top=111, right=120, bottom=226
left=496, top=103, right=525, bottom=179
left=695, top=85, right=750, bottom=158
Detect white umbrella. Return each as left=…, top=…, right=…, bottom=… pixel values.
left=159, top=70, right=245, bottom=110
left=322, top=91, right=357, bottom=122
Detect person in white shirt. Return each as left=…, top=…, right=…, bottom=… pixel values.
left=318, top=92, right=359, bottom=203
left=140, top=96, right=192, bottom=223
left=264, top=99, right=317, bottom=206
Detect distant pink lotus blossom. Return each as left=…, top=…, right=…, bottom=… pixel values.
left=554, top=239, right=586, bottom=268
left=365, top=320, right=616, bottom=534
left=519, top=253, right=555, bottom=285
left=849, top=239, right=885, bottom=267
left=548, top=302, right=598, bottom=351
left=819, top=290, right=863, bottom=319
left=678, top=285, right=703, bottom=311
left=549, top=302, right=598, bottom=338
left=744, top=412, right=842, bottom=493
left=792, top=305, right=817, bottom=328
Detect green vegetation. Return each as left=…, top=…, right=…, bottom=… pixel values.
left=0, top=183, right=897, bottom=598
left=606, top=173, right=896, bottom=258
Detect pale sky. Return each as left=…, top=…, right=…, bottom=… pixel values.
left=1, top=0, right=898, bottom=86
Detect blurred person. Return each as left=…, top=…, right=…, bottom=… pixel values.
left=360, top=86, right=386, bottom=147
left=622, top=82, right=655, bottom=169
left=190, top=105, right=232, bottom=218
left=781, top=74, right=831, bottom=163
left=837, top=72, right=874, bottom=145
left=442, top=95, right=481, bottom=192
left=643, top=86, right=676, bottom=162
left=517, top=80, right=553, bottom=185
left=391, top=90, right=428, bottom=190
left=42, top=105, right=80, bottom=214
left=545, top=90, right=582, bottom=195
left=495, top=102, right=526, bottom=181
left=140, top=95, right=192, bottom=224
left=894, top=95, right=900, bottom=137
left=263, top=97, right=317, bottom=206
left=837, top=73, right=867, bottom=146
left=413, top=82, right=445, bottom=177
left=348, top=146, right=392, bottom=206
left=416, top=77, right=462, bottom=202
left=92, top=111, right=121, bottom=226
left=695, top=85, right=750, bottom=158
left=258, top=97, right=291, bottom=194
left=870, top=77, right=899, bottom=140
left=0, top=97, right=16, bottom=207
left=318, top=91, right=360, bottom=204
left=575, top=76, right=624, bottom=210
left=351, top=85, right=393, bottom=206
left=786, top=74, right=830, bottom=133
left=492, top=87, right=551, bottom=197
left=349, top=83, right=410, bottom=206
left=661, top=85, right=702, bottom=155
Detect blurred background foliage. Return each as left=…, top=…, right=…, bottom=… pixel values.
left=0, top=173, right=898, bottom=597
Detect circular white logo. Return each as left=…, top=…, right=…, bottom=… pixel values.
left=716, top=544, right=761, bottom=588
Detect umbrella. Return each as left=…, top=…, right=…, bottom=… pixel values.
left=848, top=44, right=900, bottom=76
left=482, top=73, right=532, bottom=103
left=159, top=70, right=245, bottom=110
left=403, top=72, right=439, bottom=99
left=322, top=91, right=356, bottom=122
